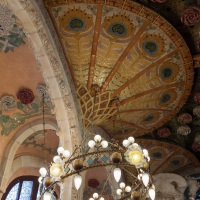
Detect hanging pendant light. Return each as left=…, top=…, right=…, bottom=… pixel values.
left=74, top=174, right=82, bottom=190
left=148, top=187, right=155, bottom=200
left=142, top=173, right=149, bottom=187
left=113, top=168, right=121, bottom=182
left=43, top=192, right=52, bottom=200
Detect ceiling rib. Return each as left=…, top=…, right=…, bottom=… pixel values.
left=115, top=108, right=171, bottom=115
left=100, top=20, right=150, bottom=93
left=111, top=49, right=179, bottom=98
left=108, top=120, right=146, bottom=131
left=120, top=81, right=184, bottom=105
left=152, top=151, right=176, bottom=175
left=87, top=5, right=103, bottom=90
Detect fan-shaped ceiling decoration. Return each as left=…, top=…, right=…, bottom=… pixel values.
left=44, top=0, right=193, bottom=138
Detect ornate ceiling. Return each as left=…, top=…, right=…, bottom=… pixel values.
left=0, top=0, right=200, bottom=197
left=41, top=0, right=200, bottom=175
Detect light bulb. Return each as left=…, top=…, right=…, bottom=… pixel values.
left=94, top=135, right=101, bottom=142
left=117, top=189, right=122, bottom=195
left=113, top=168, right=121, bottom=182
left=101, top=140, right=108, bottom=148
left=120, top=182, right=125, bottom=189
left=63, top=150, right=70, bottom=158
left=149, top=188, right=155, bottom=200
left=53, top=155, right=61, bottom=164
left=129, top=150, right=143, bottom=165
left=38, top=176, right=42, bottom=183
left=57, top=147, right=64, bottom=155
left=143, top=149, right=148, bottom=157
left=122, top=139, right=130, bottom=147
left=50, top=163, right=63, bottom=178
left=147, top=156, right=150, bottom=162
left=74, top=174, right=82, bottom=190
left=89, top=198, right=94, bottom=200
left=93, top=193, right=99, bottom=198
left=142, top=173, right=149, bottom=187
left=128, top=136, right=135, bottom=143
left=43, top=192, right=52, bottom=200
left=88, top=140, right=96, bottom=148
left=137, top=173, right=142, bottom=180
left=99, top=197, right=105, bottom=200
left=39, top=167, right=47, bottom=177
left=125, top=186, right=131, bottom=192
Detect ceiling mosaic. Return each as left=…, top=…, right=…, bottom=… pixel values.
left=44, top=0, right=193, bottom=138
left=40, top=0, right=200, bottom=180
left=0, top=85, right=53, bottom=136
left=0, top=3, right=26, bottom=53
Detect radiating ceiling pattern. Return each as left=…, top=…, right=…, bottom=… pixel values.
left=44, top=0, right=194, bottom=138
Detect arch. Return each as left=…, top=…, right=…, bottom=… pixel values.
left=0, top=119, right=57, bottom=193
left=2, top=0, right=83, bottom=199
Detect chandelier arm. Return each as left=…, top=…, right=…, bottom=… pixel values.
left=63, top=149, right=125, bottom=165
left=61, top=162, right=134, bottom=179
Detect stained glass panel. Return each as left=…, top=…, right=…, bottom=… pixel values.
left=19, top=181, right=33, bottom=200
left=5, top=182, right=20, bottom=200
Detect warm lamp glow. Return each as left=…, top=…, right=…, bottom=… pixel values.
left=94, top=135, right=101, bottom=142
left=39, top=167, right=47, bottom=177
left=128, top=150, right=143, bottom=165
left=93, top=193, right=99, bottom=198
left=101, top=140, right=108, bottom=148
left=113, top=168, right=121, bottom=182
left=119, top=182, right=125, bottom=189
left=88, top=140, right=96, bottom=148
left=74, top=174, right=82, bottom=190
left=149, top=187, right=155, bottom=200
left=50, top=163, right=63, bottom=178
left=125, top=186, right=131, bottom=192
left=142, top=173, right=149, bottom=187
left=63, top=150, right=70, bottom=158
left=43, top=192, right=52, bottom=200
left=57, top=147, right=64, bottom=155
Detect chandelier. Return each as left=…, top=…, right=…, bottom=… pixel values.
left=38, top=134, right=155, bottom=200
left=38, top=89, right=155, bottom=200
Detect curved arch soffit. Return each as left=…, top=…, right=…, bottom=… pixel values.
left=0, top=119, right=58, bottom=193
left=11, top=155, right=48, bottom=180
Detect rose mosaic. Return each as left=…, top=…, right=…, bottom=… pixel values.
left=0, top=3, right=26, bottom=53
left=0, top=96, right=16, bottom=111
left=44, top=0, right=193, bottom=138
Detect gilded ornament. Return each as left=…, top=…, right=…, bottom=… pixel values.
left=139, top=33, right=165, bottom=58
left=58, top=7, right=93, bottom=34
left=102, top=13, right=136, bottom=40
left=158, top=89, right=177, bottom=107
left=159, top=61, right=179, bottom=83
